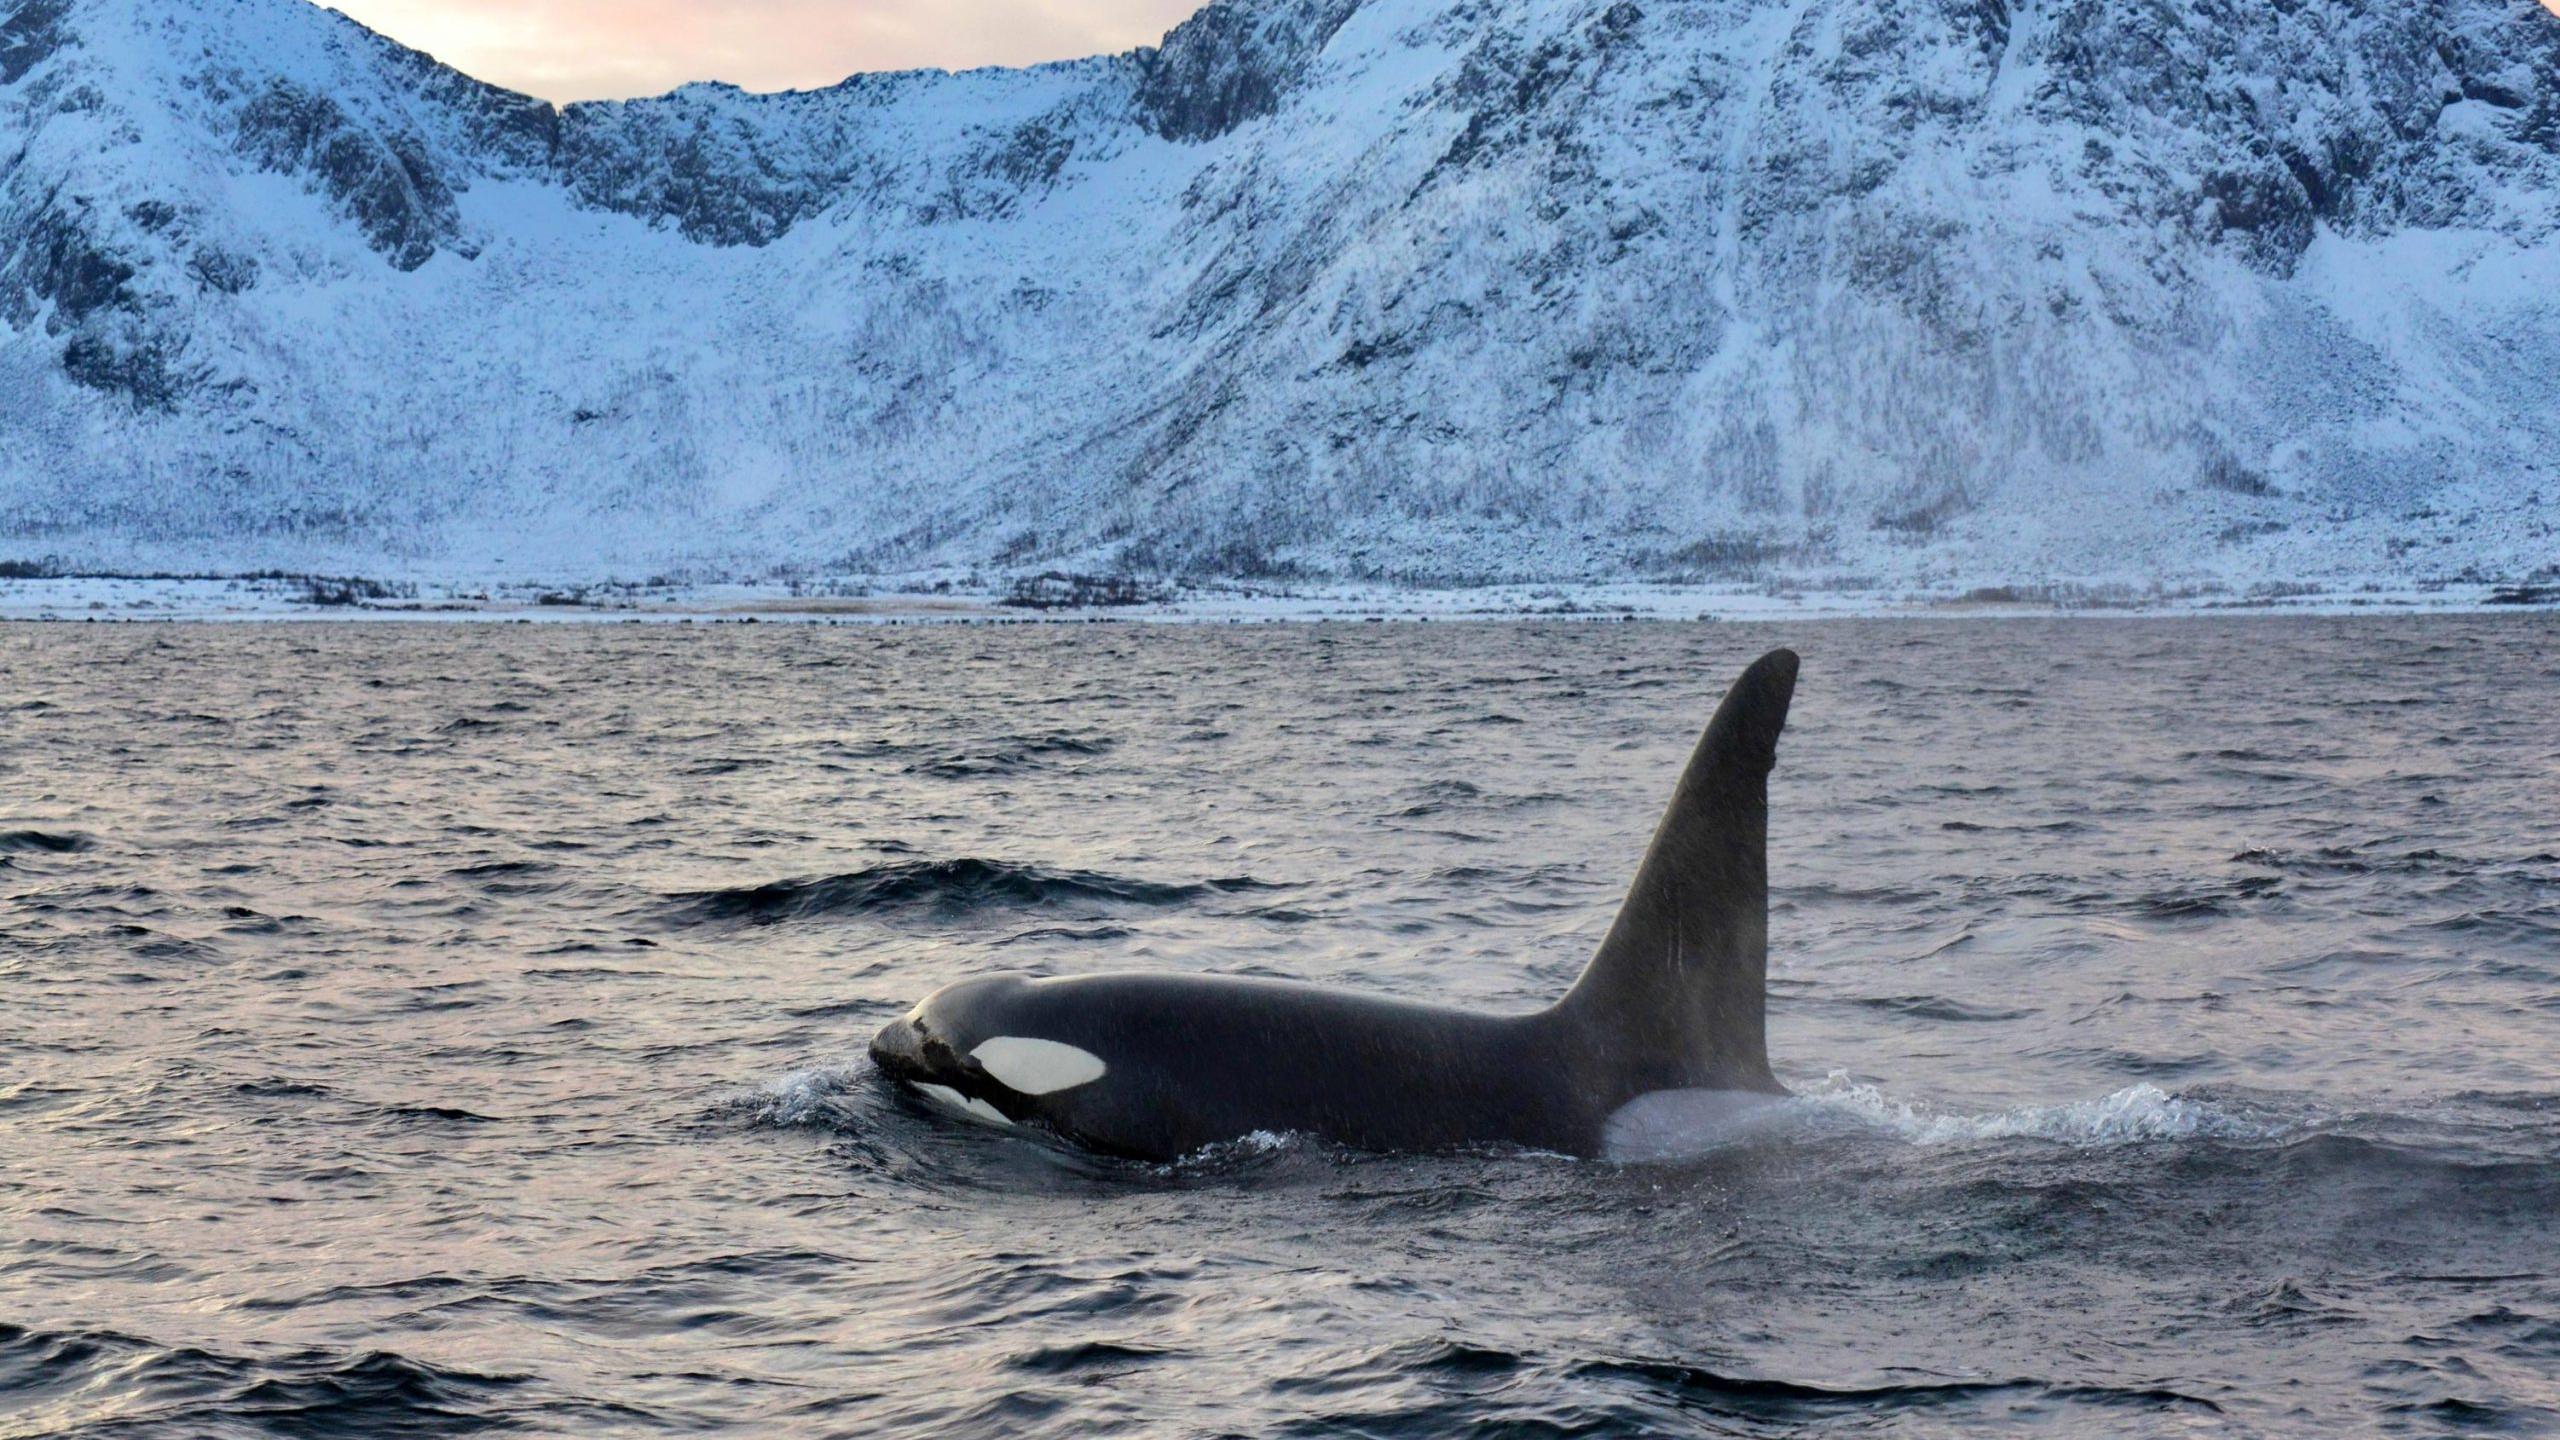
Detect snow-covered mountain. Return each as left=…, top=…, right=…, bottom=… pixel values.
left=1, top=0, right=2555, bottom=590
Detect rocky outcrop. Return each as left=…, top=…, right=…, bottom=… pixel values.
left=0, top=0, right=71, bottom=85
left=228, top=81, right=467, bottom=269
left=1136, top=0, right=1362, bottom=139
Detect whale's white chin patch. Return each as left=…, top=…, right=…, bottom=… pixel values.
left=912, top=1082, right=1015, bottom=1128
left=971, top=1036, right=1107, bottom=1095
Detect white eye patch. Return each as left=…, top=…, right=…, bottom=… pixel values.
left=970, top=1036, right=1107, bottom=1095
left=912, top=1082, right=1015, bottom=1128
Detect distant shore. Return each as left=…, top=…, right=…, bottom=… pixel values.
left=0, top=570, right=2551, bottom=623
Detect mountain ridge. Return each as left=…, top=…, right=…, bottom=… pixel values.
left=1, top=0, right=2554, bottom=590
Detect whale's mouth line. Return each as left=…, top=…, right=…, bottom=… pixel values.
left=882, top=1060, right=1017, bottom=1120
left=871, top=1015, right=1023, bottom=1118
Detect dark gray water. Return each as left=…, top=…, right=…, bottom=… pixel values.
left=3, top=618, right=2555, bottom=1437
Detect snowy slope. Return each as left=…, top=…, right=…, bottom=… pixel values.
left=0, top=0, right=2555, bottom=589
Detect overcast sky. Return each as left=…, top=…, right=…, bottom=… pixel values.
left=327, top=0, right=1206, bottom=102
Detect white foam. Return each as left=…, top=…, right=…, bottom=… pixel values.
left=743, top=1065, right=863, bottom=1127
left=1162, top=1129, right=1303, bottom=1169
left=1797, top=1072, right=2249, bottom=1146
left=1601, top=1074, right=2260, bottom=1161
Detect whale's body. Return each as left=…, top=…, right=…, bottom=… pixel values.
left=869, top=648, right=1800, bottom=1162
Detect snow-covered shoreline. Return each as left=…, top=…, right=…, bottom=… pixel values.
left=1, top=572, right=2549, bottom=624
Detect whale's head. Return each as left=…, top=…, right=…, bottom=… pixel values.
left=867, top=973, right=1010, bottom=1085
left=869, top=974, right=1111, bottom=1132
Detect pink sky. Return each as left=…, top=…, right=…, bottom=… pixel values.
left=333, top=0, right=2560, bottom=103
left=327, top=0, right=1206, bottom=102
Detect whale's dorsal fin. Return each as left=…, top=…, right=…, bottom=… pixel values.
left=1560, top=647, right=1796, bottom=1094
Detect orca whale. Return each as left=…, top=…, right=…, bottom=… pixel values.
left=868, top=647, right=1799, bottom=1162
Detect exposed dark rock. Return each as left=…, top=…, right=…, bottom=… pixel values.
left=554, top=92, right=855, bottom=246
left=0, top=202, right=135, bottom=328
left=1136, top=0, right=1363, bottom=141
left=187, top=246, right=258, bottom=295
left=0, top=0, right=70, bottom=86
left=366, top=41, right=561, bottom=168
left=999, top=571, right=1172, bottom=608
left=231, top=82, right=464, bottom=270
left=61, top=331, right=194, bottom=410
left=982, top=118, right=1075, bottom=192
left=2199, top=157, right=2317, bottom=273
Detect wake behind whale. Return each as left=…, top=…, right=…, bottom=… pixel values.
left=870, top=648, right=1801, bottom=1161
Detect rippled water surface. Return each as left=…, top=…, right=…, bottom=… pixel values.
left=4, top=618, right=2556, bottom=1437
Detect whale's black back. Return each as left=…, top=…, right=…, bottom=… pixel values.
left=925, top=973, right=1573, bottom=1157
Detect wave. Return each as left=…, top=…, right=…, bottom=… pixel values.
left=1797, top=1073, right=2259, bottom=1145
left=0, top=1322, right=531, bottom=1436
left=2072, top=876, right=2282, bottom=920
left=1266, top=1343, right=2218, bottom=1431
left=1390, top=779, right=1565, bottom=817
left=0, top=828, right=91, bottom=853
left=1844, top=992, right=2029, bottom=1022
left=448, top=859, right=554, bottom=878
left=1569, top=1357, right=2222, bottom=1421
left=903, top=732, right=1115, bottom=779
left=1004, top=1339, right=1186, bottom=1375
left=997, top=923, right=1136, bottom=945
left=666, top=857, right=1272, bottom=925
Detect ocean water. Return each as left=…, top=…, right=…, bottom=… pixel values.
left=1, top=617, right=2554, bottom=1437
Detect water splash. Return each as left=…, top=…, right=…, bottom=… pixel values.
left=739, top=1065, right=867, bottom=1127
left=1799, top=1072, right=2256, bottom=1146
